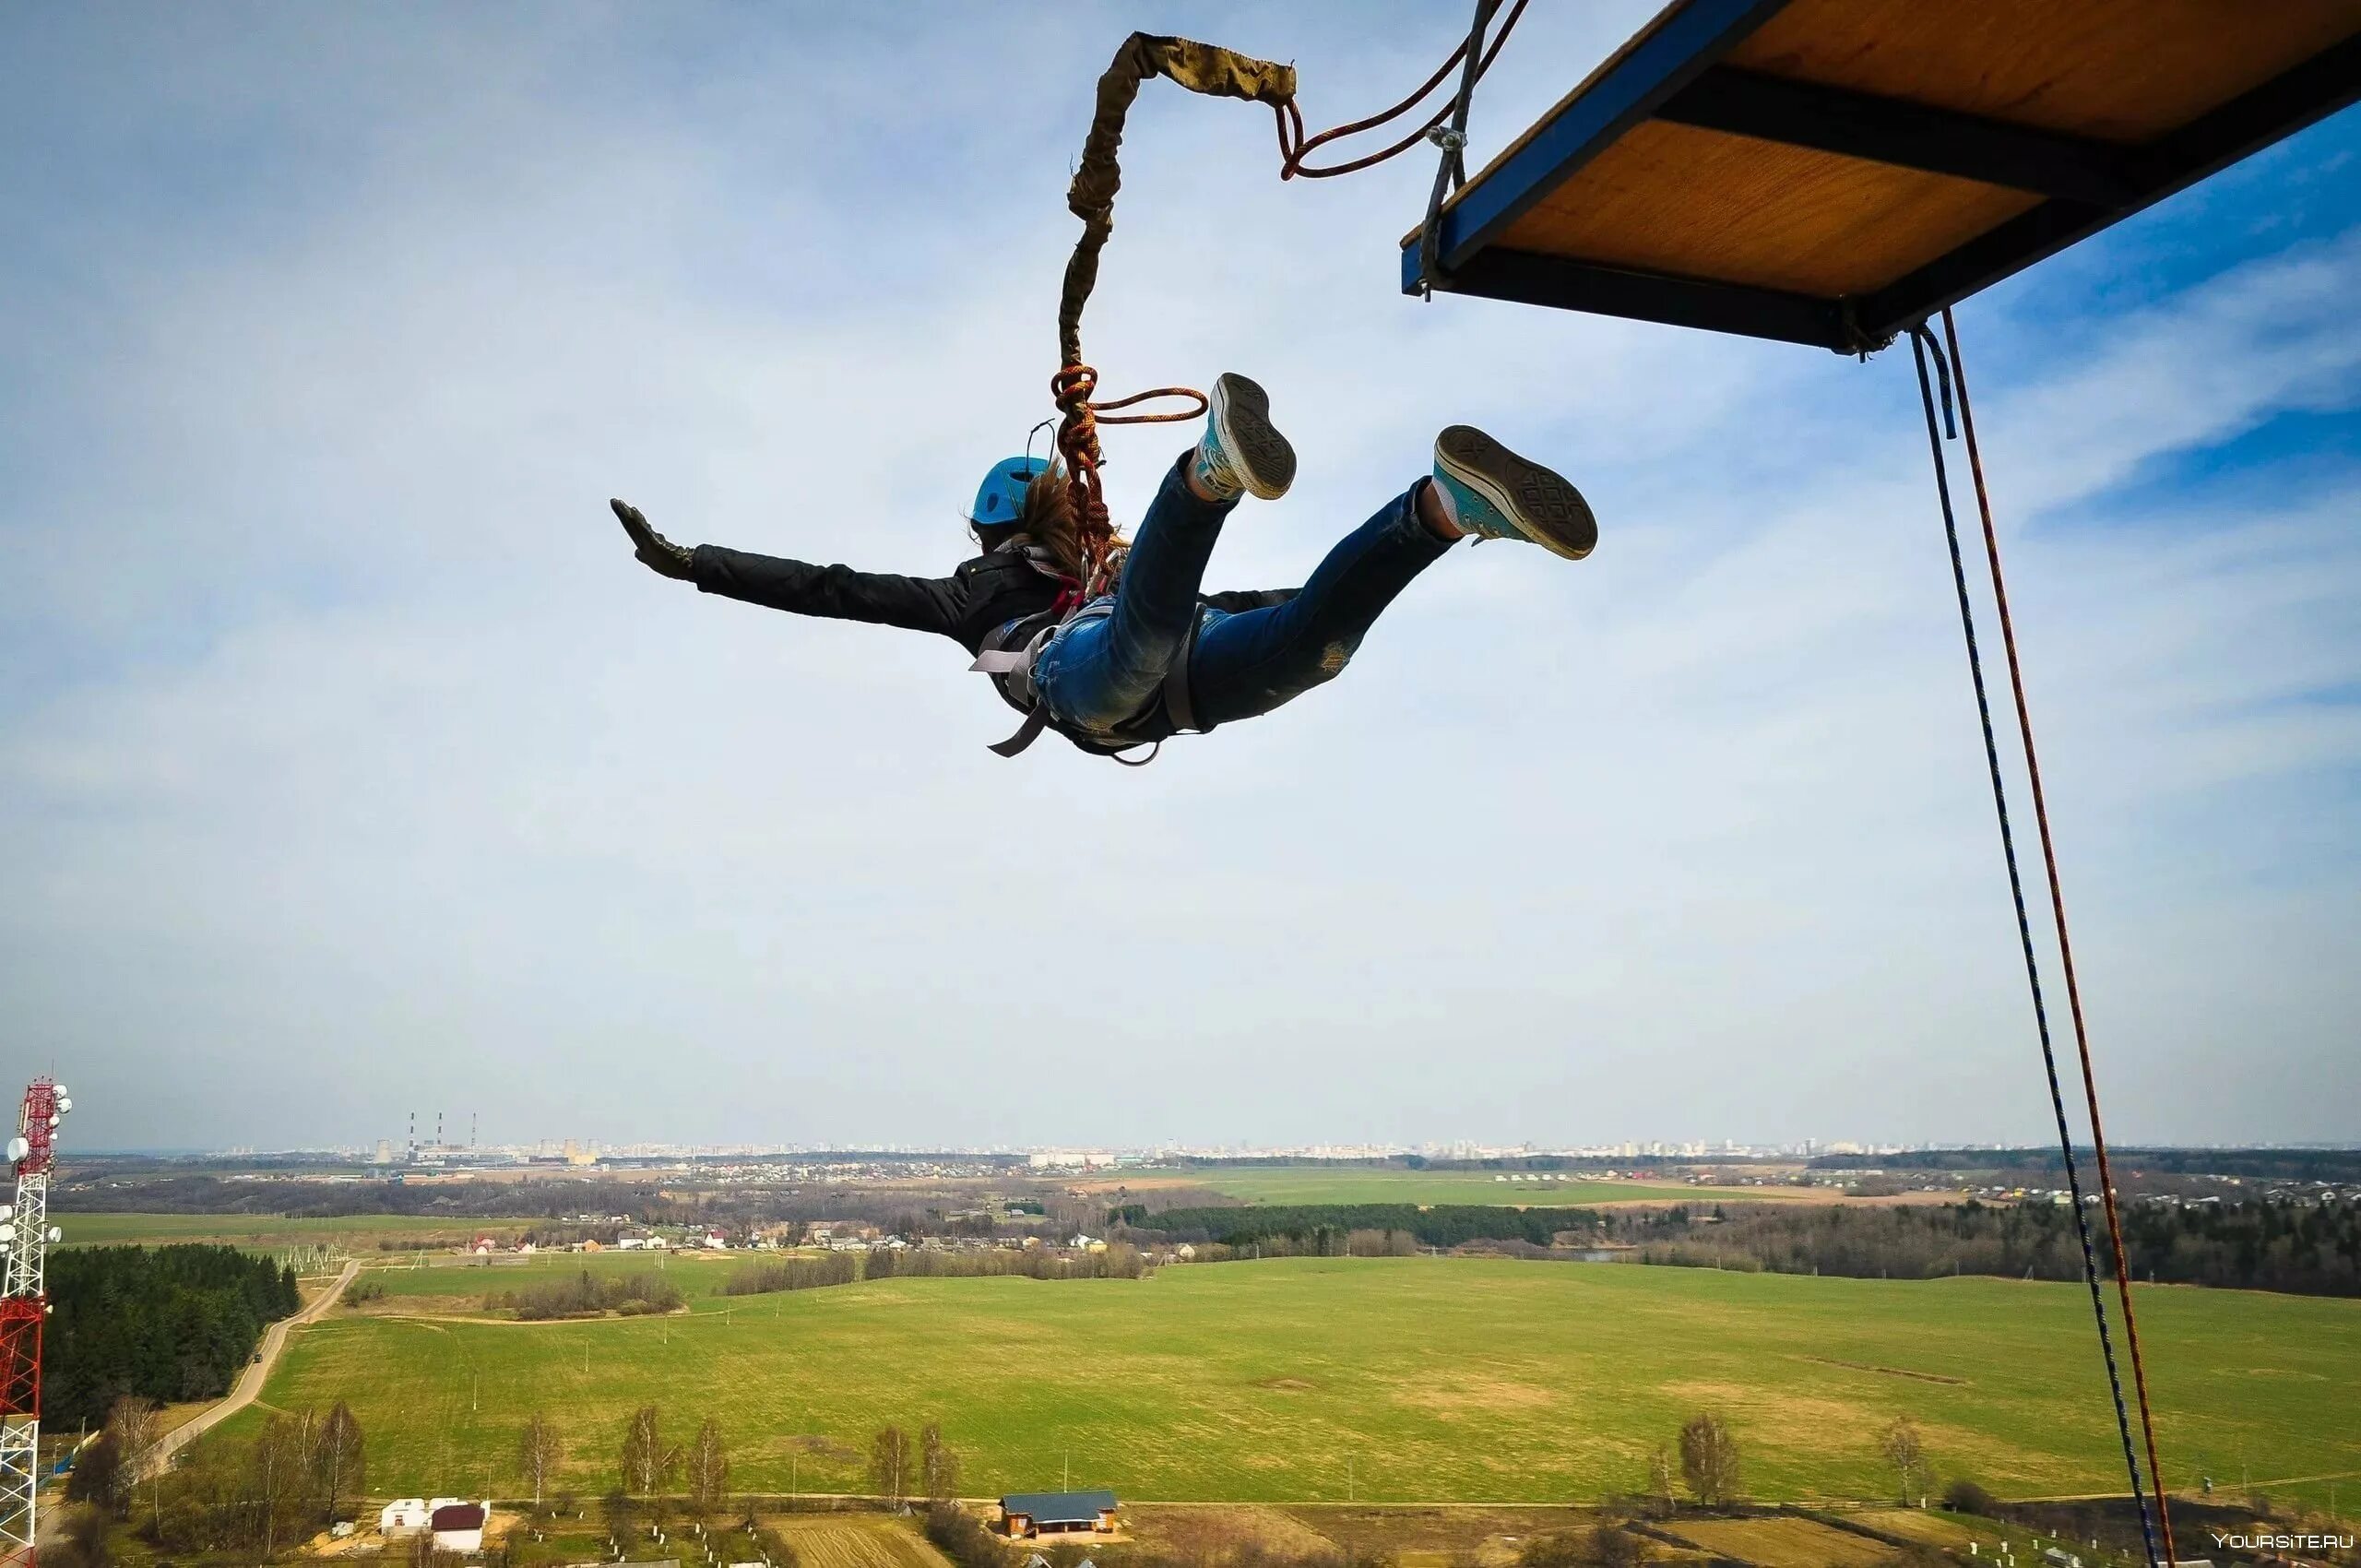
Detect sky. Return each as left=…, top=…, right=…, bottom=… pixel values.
left=3, top=5, right=2356, bottom=1155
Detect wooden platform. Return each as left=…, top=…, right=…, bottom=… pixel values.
left=1403, top=0, right=2361, bottom=350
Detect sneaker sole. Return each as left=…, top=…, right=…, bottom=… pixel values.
left=1435, top=425, right=1596, bottom=560
left=1211, top=373, right=1296, bottom=501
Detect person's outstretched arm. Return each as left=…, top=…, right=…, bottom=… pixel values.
left=611, top=499, right=962, bottom=639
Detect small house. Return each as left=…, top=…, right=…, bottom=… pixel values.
left=379, top=1499, right=432, bottom=1536
left=1000, top=1491, right=1119, bottom=1538
left=432, top=1501, right=488, bottom=1553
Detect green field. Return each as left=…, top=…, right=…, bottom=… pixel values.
left=57, top=1212, right=532, bottom=1249
left=356, top=1249, right=742, bottom=1301
left=1148, top=1164, right=1802, bottom=1206
left=241, top=1257, right=2358, bottom=1511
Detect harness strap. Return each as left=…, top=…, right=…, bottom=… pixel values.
left=972, top=595, right=1204, bottom=761
left=1160, top=611, right=1202, bottom=733
left=987, top=705, right=1054, bottom=759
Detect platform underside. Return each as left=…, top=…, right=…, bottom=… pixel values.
left=1405, top=0, right=2361, bottom=350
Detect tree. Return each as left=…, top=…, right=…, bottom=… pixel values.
left=1589, top=1523, right=1644, bottom=1568
left=46, top=1503, right=113, bottom=1568
left=685, top=1417, right=730, bottom=1514
left=315, top=1401, right=367, bottom=1525
left=920, top=1423, right=961, bottom=1503
left=621, top=1405, right=664, bottom=1497
left=64, top=1433, right=124, bottom=1517
left=1646, top=1443, right=1675, bottom=1518
left=249, top=1412, right=310, bottom=1560
left=519, top=1410, right=564, bottom=1508
left=1678, top=1413, right=1741, bottom=1508
left=103, top=1396, right=161, bottom=1517
left=1880, top=1416, right=1926, bottom=1505
left=869, top=1425, right=912, bottom=1505
left=1942, top=1478, right=1996, bottom=1515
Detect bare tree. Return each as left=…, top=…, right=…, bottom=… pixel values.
left=1880, top=1415, right=1927, bottom=1505
left=104, top=1397, right=162, bottom=1503
left=1644, top=1443, right=1676, bottom=1518
left=869, top=1425, right=911, bottom=1505
left=621, top=1405, right=665, bottom=1497
left=1678, top=1413, right=1741, bottom=1508
left=518, top=1411, right=563, bottom=1508
left=685, top=1418, right=730, bottom=1515
left=920, top=1423, right=961, bottom=1503
left=315, top=1402, right=367, bottom=1525
left=249, top=1412, right=309, bottom=1561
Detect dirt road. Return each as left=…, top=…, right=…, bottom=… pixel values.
left=143, top=1258, right=360, bottom=1473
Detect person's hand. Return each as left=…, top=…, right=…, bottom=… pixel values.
left=611, top=498, right=697, bottom=581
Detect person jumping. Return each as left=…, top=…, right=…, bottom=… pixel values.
left=610, top=374, right=1595, bottom=761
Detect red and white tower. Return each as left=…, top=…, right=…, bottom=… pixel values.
left=0, top=1078, right=69, bottom=1565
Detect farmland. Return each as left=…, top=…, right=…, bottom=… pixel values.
left=241, top=1255, right=2358, bottom=1512
left=56, top=1210, right=533, bottom=1250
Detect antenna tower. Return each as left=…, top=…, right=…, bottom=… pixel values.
left=0, top=1077, right=71, bottom=1564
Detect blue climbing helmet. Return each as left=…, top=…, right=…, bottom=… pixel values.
left=971, top=455, right=1050, bottom=529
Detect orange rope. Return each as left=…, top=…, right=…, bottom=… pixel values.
left=1053, top=6, right=1528, bottom=584
left=1275, top=0, right=1531, bottom=179
left=1942, top=308, right=2177, bottom=1566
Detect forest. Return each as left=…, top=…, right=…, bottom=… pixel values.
left=1135, top=1202, right=1583, bottom=1250
left=1806, top=1146, right=2361, bottom=1183
left=1608, top=1197, right=2361, bottom=1296
left=1129, top=1196, right=2361, bottom=1296
left=45, top=1243, right=302, bottom=1426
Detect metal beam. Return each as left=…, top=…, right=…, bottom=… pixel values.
left=1405, top=244, right=1852, bottom=350
left=1417, top=0, right=1796, bottom=285
left=1856, top=32, right=2361, bottom=340
left=1655, top=65, right=2143, bottom=205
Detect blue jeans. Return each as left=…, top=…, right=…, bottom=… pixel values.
left=1034, top=454, right=1453, bottom=742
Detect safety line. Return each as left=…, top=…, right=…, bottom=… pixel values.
left=1906, top=325, right=2164, bottom=1568
left=1940, top=307, right=2179, bottom=1566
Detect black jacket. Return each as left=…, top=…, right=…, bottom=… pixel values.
left=690, top=543, right=1295, bottom=658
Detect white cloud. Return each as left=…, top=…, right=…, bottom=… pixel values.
left=1, top=5, right=2355, bottom=1149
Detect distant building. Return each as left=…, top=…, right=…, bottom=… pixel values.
left=999, top=1491, right=1119, bottom=1538
left=379, top=1499, right=432, bottom=1536
left=431, top=1501, right=488, bottom=1553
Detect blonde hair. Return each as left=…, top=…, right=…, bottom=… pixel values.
left=1016, top=461, right=1127, bottom=583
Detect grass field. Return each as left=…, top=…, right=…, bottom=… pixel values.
left=57, top=1211, right=533, bottom=1249
left=237, top=1256, right=2359, bottom=1512
left=1104, top=1166, right=1838, bottom=1207
left=354, top=1249, right=742, bottom=1304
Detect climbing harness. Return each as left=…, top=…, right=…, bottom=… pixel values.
left=965, top=539, right=1193, bottom=766
left=1909, top=314, right=2177, bottom=1568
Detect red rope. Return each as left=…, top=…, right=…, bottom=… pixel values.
left=1274, top=0, right=1532, bottom=180
left=1941, top=307, right=2177, bottom=1567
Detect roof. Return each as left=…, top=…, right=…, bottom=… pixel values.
left=1000, top=1491, right=1119, bottom=1522
left=1406, top=0, right=2361, bottom=349
left=430, top=1503, right=487, bottom=1530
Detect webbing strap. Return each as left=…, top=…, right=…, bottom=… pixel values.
left=987, top=706, right=1053, bottom=760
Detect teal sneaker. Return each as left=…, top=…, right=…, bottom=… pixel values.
left=1432, top=425, right=1596, bottom=560
left=1190, top=373, right=1296, bottom=502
